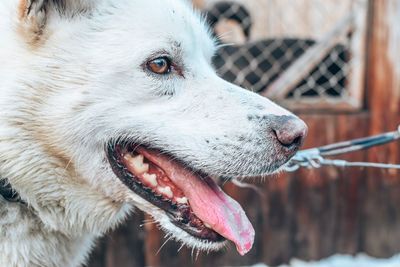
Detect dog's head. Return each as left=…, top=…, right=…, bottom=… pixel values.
left=1, top=0, right=307, bottom=255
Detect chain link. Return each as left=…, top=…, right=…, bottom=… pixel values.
left=284, top=125, right=400, bottom=172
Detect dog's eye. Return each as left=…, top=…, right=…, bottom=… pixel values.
left=147, top=57, right=172, bottom=75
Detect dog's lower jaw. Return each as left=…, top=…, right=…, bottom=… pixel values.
left=127, top=192, right=228, bottom=253
left=156, top=213, right=228, bottom=253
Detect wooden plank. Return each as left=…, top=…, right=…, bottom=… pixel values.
left=278, top=98, right=363, bottom=113
left=345, top=0, right=369, bottom=110
left=366, top=0, right=400, bottom=171
left=364, top=0, right=400, bottom=257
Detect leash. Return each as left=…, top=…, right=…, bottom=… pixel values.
left=285, top=125, right=400, bottom=172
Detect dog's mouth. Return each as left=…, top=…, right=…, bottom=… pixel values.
left=107, top=142, right=254, bottom=255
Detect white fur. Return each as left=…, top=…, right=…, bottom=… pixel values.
left=0, top=0, right=301, bottom=266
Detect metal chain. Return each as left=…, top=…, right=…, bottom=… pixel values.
left=284, top=125, right=400, bottom=172
left=320, top=159, right=400, bottom=169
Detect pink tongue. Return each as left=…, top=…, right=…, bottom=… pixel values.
left=139, top=149, right=255, bottom=255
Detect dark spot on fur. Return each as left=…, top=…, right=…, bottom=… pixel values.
left=255, top=104, right=264, bottom=110
left=248, top=115, right=261, bottom=121
left=263, top=114, right=273, bottom=120
left=0, top=208, right=7, bottom=218
left=267, top=115, right=294, bottom=127
left=1, top=224, right=9, bottom=234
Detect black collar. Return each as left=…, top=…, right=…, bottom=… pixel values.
left=0, top=179, right=22, bottom=203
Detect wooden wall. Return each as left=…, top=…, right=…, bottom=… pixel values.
left=88, top=0, right=400, bottom=266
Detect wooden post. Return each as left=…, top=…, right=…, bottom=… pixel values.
left=366, top=0, right=400, bottom=168
left=364, top=0, right=400, bottom=257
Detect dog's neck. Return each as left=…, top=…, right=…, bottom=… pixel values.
left=0, top=194, right=97, bottom=267
left=0, top=178, right=23, bottom=204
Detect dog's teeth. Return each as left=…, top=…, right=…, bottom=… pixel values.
left=125, top=154, right=149, bottom=174
left=136, top=163, right=149, bottom=174
left=204, top=223, right=212, bottom=229
left=176, top=197, right=188, bottom=204
left=143, top=173, right=158, bottom=187
left=158, top=186, right=173, bottom=199
left=123, top=153, right=134, bottom=160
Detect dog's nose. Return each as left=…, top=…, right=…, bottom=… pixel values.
left=272, top=116, right=308, bottom=149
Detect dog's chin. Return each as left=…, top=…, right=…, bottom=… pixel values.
left=105, top=140, right=286, bottom=255
left=128, top=196, right=228, bottom=253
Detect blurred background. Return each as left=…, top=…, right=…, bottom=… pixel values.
left=89, top=0, right=400, bottom=266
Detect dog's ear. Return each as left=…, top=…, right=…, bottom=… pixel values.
left=18, top=0, right=94, bottom=43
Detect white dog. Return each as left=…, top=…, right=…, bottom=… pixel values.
left=0, top=0, right=307, bottom=266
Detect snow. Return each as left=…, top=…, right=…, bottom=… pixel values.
left=251, top=254, right=400, bottom=267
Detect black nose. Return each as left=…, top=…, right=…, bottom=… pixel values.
left=272, top=116, right=308, bottom=149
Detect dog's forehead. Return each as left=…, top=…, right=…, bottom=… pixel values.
left=128, top=0, right=201, bottom=27
left=110, top=0, right=215, bottom=56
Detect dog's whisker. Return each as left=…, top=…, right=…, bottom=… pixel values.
left=139, top=221, right=157, bottom=228
left=191, top=246, right=196, bottom=261
left=156, top=235, right=173, bottom=255
left=177, top=243, right=185, bottom=253
left=216, top=41, right=235, bottom=49
left=222, top=176, right=232, bottom=186
left=142, top=218, right=156, bottom=223
left=195, top=248, right=200, bottom=261
left=230, top=179, right=264, bottom=197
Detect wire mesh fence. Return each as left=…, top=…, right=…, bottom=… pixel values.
left=202, top=0, right=366, bottom=110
